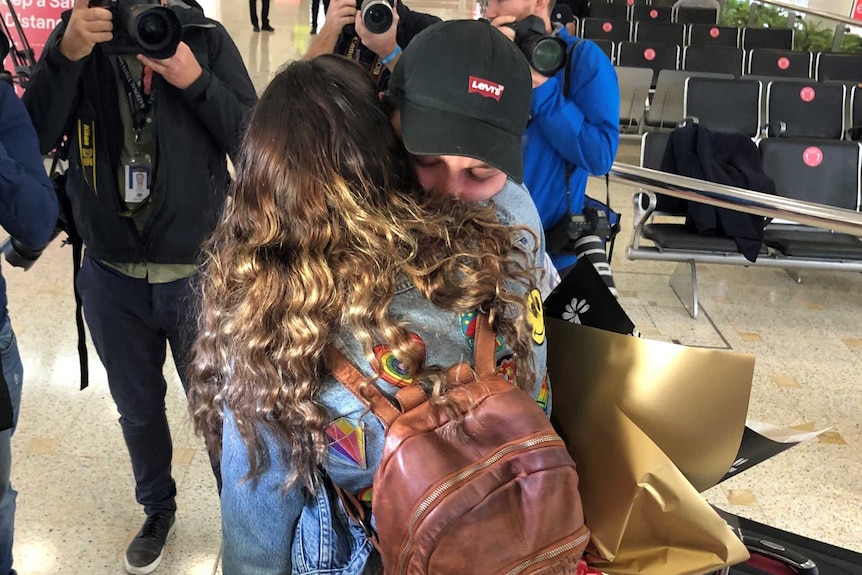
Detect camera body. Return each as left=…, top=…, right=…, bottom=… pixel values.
left=359, top=0, right=394, bottom=34
left=89, top=0, right=182, bottom=59
left=546, top=206, right=614, bottom=254
left=0, top=231, right=61, bottom=270
left=1, top=172, right=71, bottom=271
left=506, top=15, right=566, bottom=77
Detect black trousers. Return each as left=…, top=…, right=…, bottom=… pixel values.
left=76, top=255, right=222, bottom=516
left=250, top=0, right=270, bottom=27
left=311, top=0, right=330, bottom=27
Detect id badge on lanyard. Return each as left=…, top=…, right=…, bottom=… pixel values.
left=125, top=154, right=152, bottom=203
left=118, top=57, right=154, bottom=204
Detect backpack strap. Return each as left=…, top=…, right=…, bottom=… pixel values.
left=327, top=347, right=401, bottom=428
left=331, top=481, right=382, bottom=552
left=561, top=38, right=582, bottom=219
left=473, top=312, right=497, bottom=379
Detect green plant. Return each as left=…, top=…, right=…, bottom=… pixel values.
left=720, top=0, right=862, bottom=53
left=793, top=18, right=835, bottom=52
left=720, top=0, right=791, bottom=29
left=840, top=33, right=862, bottom=53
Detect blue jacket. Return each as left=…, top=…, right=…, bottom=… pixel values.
left=0, top=82, right=59, bottom=324
left=524, top=27, right=620, bottom=271
left=220, top=180, right=550, bottom=574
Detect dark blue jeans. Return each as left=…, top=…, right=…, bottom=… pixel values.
left=76, top=255, right=219, bottom=516
left=0, top=317, right=22, bottom=575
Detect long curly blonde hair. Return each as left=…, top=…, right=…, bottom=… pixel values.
left=188, top=55, right=538, bottom=492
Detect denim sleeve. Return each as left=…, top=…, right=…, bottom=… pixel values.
left=220, top=409, right=303, bottom=575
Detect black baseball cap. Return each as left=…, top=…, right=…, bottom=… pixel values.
left=388, top=20, right=532, bottom=184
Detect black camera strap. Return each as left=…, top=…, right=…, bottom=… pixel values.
left=561, top=38, right=618, bottom=261
left=117, top=56, right=155, bottom=137
left=50, top=136, right=89, bottom=390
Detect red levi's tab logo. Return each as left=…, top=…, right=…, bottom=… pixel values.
left=468, top=76, right=505, bottom=101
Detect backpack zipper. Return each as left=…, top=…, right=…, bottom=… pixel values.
left=503, top=530, right=591, bottom=575
left=396, top=434, right=564, bottom=574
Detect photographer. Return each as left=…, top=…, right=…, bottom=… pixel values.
left=21, top=0, right=256, bottom=573
left=304, top=0, right=439, bottom=88
left=487, top=0, right=620, bottom=293
left=0, top=30, right=59, bottom=575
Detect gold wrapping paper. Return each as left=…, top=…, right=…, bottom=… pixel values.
left=547, top=320, right=753, bottom=575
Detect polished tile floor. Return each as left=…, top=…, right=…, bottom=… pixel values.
left=4, top=1, right=862, bottom=572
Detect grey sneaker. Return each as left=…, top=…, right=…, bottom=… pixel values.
left=125, top=513, right=175, bottom=574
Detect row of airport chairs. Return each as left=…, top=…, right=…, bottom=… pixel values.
left=605, top=43, right=862, bottom=86
left=639, top=132, right=862, bottom=216
left=578, top=20, right=794, bottom=50
left=587, top=2, right=718, bottom=24
left=619, top=73, right=862, bottom=140
left=632, top=131, right=862, bottom=311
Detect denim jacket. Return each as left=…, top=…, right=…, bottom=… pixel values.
left=220, top=180, right=550, bottom=575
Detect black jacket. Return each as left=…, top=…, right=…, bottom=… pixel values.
left=660, top=123, right=776, bottom=262
left=23, top=4, right=257, bottom=265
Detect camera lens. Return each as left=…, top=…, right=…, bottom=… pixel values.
left=125, top=3, right=182, bottom=59
left=137, top=12, right=168, bottom=46
left=361, top=0, right=392, bottom=34
left=531, top=37, right=565, bottom=76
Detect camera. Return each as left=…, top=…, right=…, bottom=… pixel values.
left=0, top=231, right=61, bottom=270
left=546, top=206, right=614, bottom=254
left=506, top=15, right=566, bottom=77
left=353, top=0, right=393, bottom=35
left=1, top=172, right=71, bottom=270
left=89, top=0, right=182, bottom=59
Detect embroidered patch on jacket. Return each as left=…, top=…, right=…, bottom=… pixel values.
left=358, top=486, right=373, bottom=503
left=496, top=355, right=517, bottom=382
left=460, top=310, right=505, bottom=351
left=372, top=334, right=425, bottom=388
left=536, top=373, right=550, bottom=411
left=526, top=288, right=546, bottom=345
left=326, top=418, right=367, bottom=470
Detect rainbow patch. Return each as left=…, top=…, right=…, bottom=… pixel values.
left=358, top=486, right=373, bottom=503
left=326, top=418, right=366, bottom=470
left=373, top=334, right=425, bottom=388
left=536, top=374, right=550, bottom=411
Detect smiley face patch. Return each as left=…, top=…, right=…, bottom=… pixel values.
left=526, top=288, right=545, bottom=345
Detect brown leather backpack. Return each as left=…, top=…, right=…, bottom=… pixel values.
left=329, top=313, right=589, bottom=575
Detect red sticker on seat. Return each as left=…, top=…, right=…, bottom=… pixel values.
left=777, top=57, right=790, bottom=70
left=650, top=8, right=658, bottom=18
left=644, top=48, right=656, bottom=61
left=603, top=21, right=613, bottom=32
left=710, top=27, right=720, bottom=38
left=803, top=146, right=823, bottom=167
left=800, top=86, right=815, bottom=102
